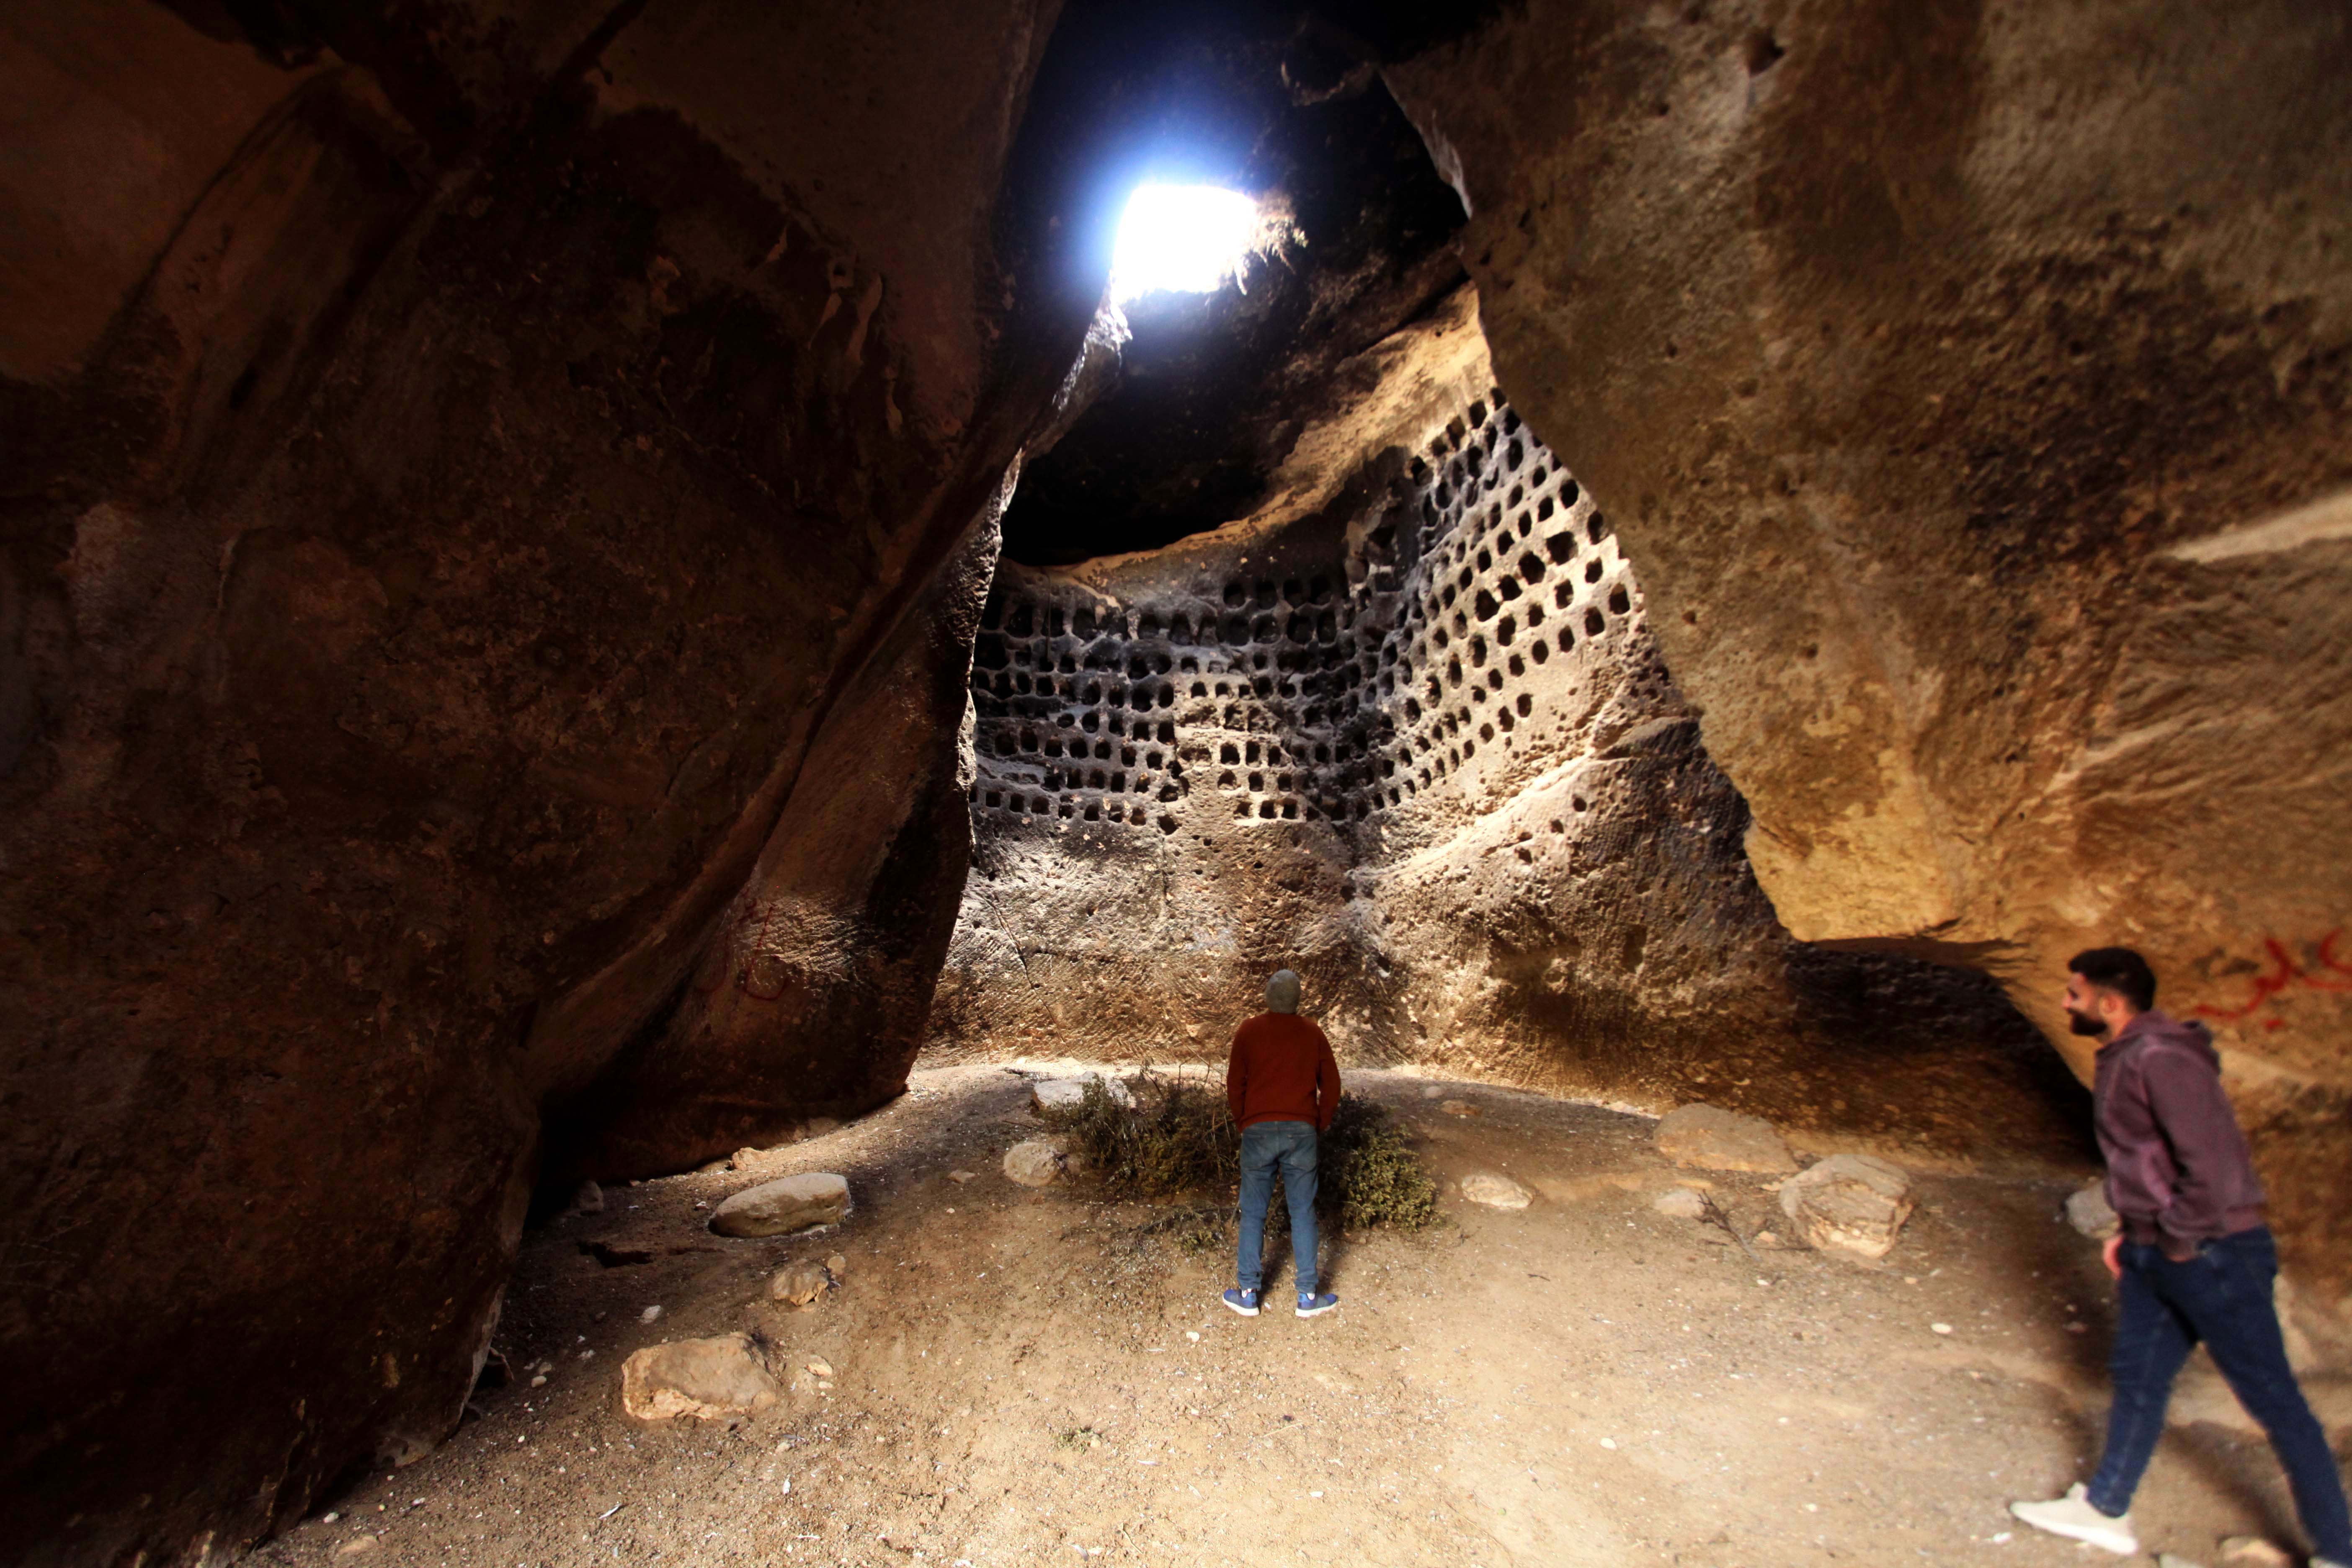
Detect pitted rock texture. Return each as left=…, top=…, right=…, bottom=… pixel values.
left=931, top=291, right=2086, bottom=1159
left=1386, top=0, right=2352, bottom=1306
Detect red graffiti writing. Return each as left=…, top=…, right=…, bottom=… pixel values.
left=2192, top=929, right=2352, bottom=1029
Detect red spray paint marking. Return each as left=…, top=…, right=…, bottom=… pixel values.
left=2192, top=928, right=2352, bottom=1026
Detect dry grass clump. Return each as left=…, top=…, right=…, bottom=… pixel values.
left=1318, top=1093, right=1440, bottom=1232
left=1042, top=1072, right=1436, bottom=1232
left=1045, top=1072, right=1238, bottom=1199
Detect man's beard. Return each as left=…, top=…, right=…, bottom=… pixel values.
left=2066, top=1007, right=2108, bottom=1037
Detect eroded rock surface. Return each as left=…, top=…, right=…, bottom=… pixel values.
left=0, top=0, right=1099, bottom=1556
left=931, top=292, right=2084, bottom=1161
left=1387, top=0, right=2352, bottom=1305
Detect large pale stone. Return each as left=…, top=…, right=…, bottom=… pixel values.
left=1779, top=1155, right=1916, bottom=1261
left=1654, top=1105, right=1795, bottom=1174
left=1002, top=1140, right=1066, bottom=1187
left=1460, top=1172, right=1532, bottom=1210
left=709, top=1173, right=850, bottom=1238
left=619, top=1335, right=781, bottom=1421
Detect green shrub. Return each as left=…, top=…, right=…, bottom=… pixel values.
left=1317, top=1093, right=1440, bottom=1230
left=1043, top=1073, right=1436, bottom=1232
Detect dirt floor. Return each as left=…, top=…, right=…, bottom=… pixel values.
left=252, top=1065, right=2352, bottom=1568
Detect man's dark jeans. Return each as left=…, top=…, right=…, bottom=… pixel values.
left=1236, top=1120, right=1318, bottom=1297
left=2087, top=1227, right=2350, bottom=1561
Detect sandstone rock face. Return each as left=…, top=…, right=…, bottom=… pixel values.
left=1779, top=1155, right=1917, bottom=1261
left=1655, top=1106, right=1797, bottom=1176
left=619, top=1335, right=781, bottom=1421
left=1387, top=0, right=2352, bottom=1308
left=0, top=0, right=1102, bottom=1557
left=930, top=293, right=2081, bottom=1165
left=709, top=1174, right=851, bottom=1239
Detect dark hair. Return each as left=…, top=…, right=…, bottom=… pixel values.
left=2068, top=947, right=2156, bottom=1012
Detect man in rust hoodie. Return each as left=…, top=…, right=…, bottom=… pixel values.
left=1222, top=968, right=1342, bottom=1319
left=2010, top=948, right=2349, bottom=1565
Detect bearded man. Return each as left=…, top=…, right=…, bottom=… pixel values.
left=2009, top=947, right=2349, bottom=1565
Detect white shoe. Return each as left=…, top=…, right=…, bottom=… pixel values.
left=2007, top=1484, right=2138, bottom=1555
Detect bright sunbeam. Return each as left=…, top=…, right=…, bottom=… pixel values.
left=1109, top=184, right=1260, bottom=305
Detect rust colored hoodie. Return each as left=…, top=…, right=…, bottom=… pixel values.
left=2094, top=1008, right=2266, bottom=1256
left=1225, top=1012, right=1341, bottom=1132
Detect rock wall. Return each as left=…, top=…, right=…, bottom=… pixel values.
left=0, top=0, right=1095, bottom=1558
left=932, top=289, right=2083, bottom=1159
left=1385, top=0, right=2352, bottom=1307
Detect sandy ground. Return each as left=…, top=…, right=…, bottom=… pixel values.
left=252, top=1065, right=2352, bottom=1568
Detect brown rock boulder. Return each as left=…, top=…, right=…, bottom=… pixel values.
left=1779, top=1154, right=1916, bottom=1261
left=619, top=1336, right=782, bottom=1421
left=1390, top=0, right=2352, bottom=1310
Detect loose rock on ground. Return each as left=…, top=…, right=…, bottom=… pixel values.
left=1459, top=1171, right=1532, bottom=1210
left=708, top=1172, right=851, bottom=1238
left=1002, top=1140, right=1066, bottom=1187
left=1779, top=1153, right=1915, bottom=1261
left=619, top=1334, right=781, bottom=1421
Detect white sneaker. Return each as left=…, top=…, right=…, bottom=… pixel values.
left=2007, top=1484, right=2138, bottom=1555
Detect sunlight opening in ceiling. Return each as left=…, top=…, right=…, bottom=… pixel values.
left=1108, top=183, right=1260, bottom=305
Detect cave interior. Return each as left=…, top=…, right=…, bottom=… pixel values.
left=3, top=0, right=2349, bottom=1561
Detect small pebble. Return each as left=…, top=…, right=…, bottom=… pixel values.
left=640, top=1305, right=663, bottom=1323
left=1599, top=1437, right=1616, bottom=1449
left=1185, top=1331, right=1200, bottom=1342
left=1931, top=1322, right=1954, bottom=1335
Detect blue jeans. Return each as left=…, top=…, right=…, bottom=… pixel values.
left=1236, top=1120, right=1319, bottom=1297
left=2087, top=1228, right=2349, bottom=1561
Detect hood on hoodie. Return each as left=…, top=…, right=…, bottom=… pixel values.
left=2106, top=1008, right=2219, bottom=1069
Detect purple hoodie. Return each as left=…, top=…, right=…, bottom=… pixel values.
left=2094, top=1008, right=2266, bottom=1255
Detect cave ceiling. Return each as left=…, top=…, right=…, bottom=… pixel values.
left=999, top=19, right=1468, bottom=567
